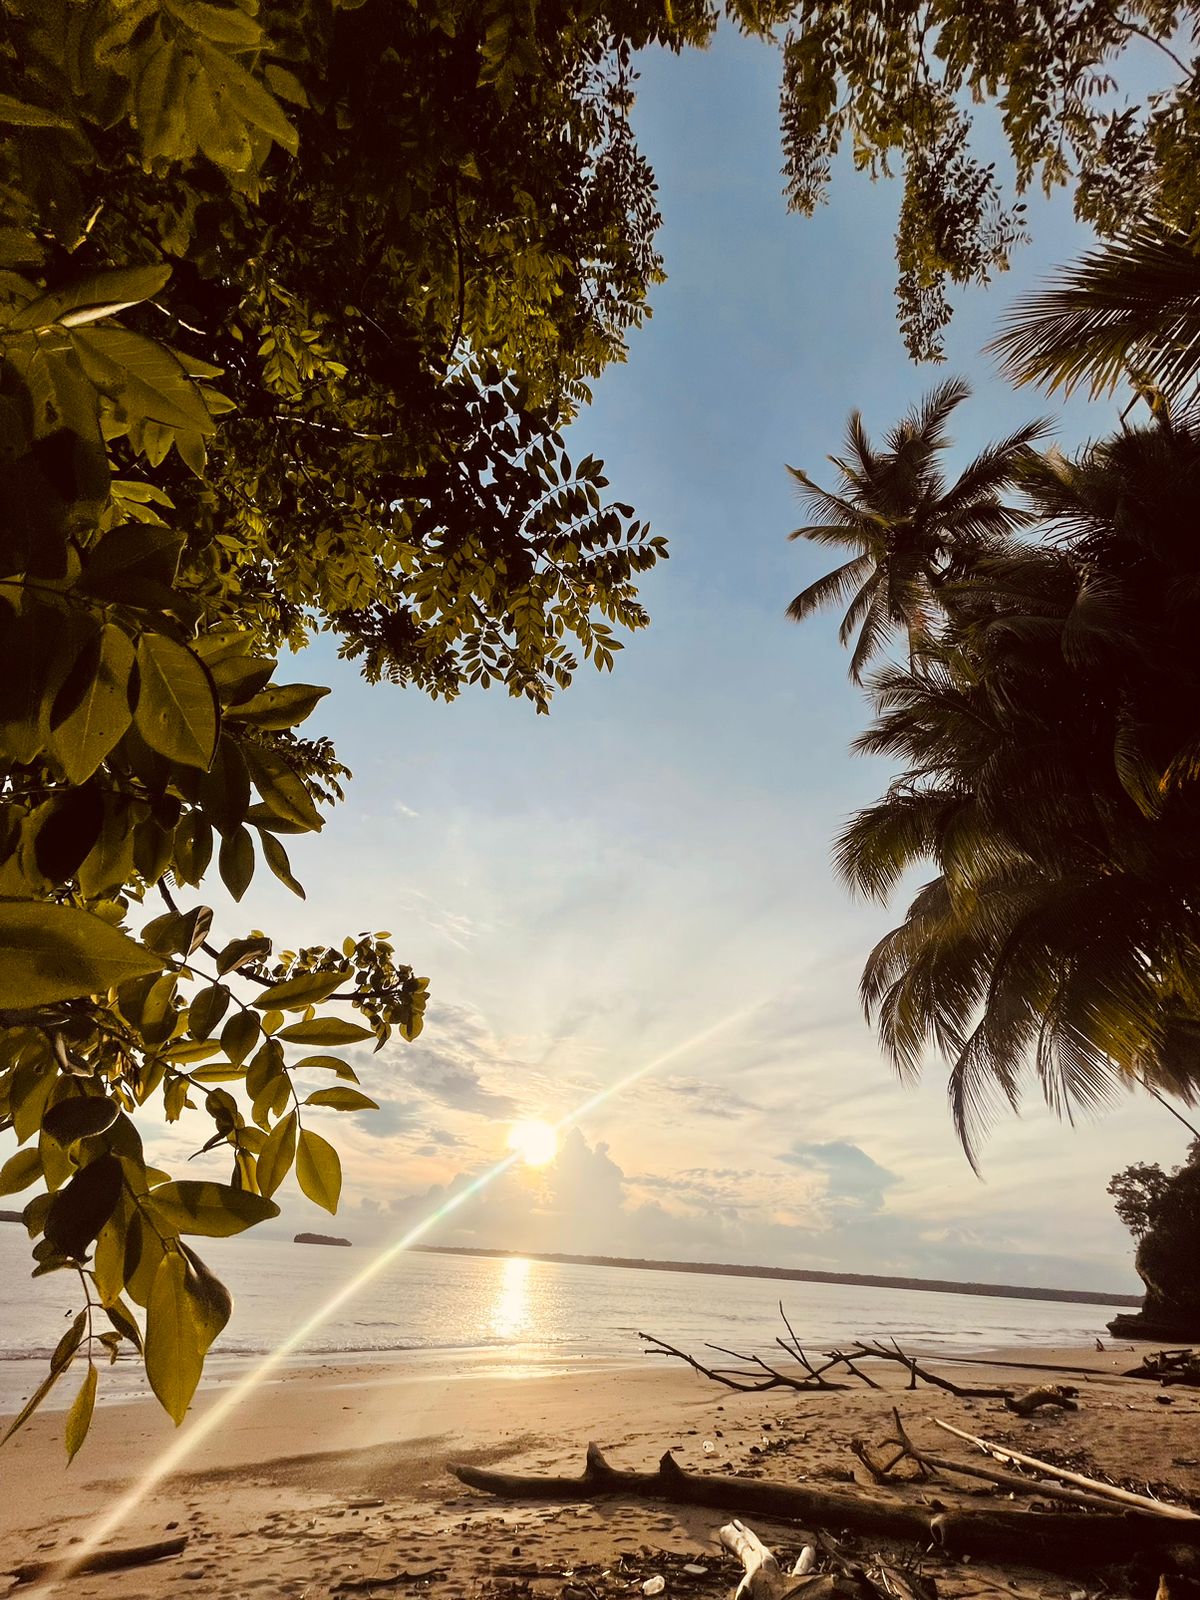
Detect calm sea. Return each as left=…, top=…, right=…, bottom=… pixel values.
left=0, top=1227, right=1126, bottom=1412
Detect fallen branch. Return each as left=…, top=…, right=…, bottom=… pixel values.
left=931, top=1417, right=1200, bottom=1520
left=853, top=1410, right=1120, bottom=1513
left=448, top=1441, right=1200, bottom=1573
left=847, top=1340, right=1009, bottom=1399
left=7, top=1536, right=188, bottom=1585
left=639, top=1333, right=850, bottom=1393
left=639, top=1324, right=1009, bottom=1399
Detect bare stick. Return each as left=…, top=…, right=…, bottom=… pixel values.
left=931, top=1417, right=1200, bottom=1519
left=868, top=1410, right=1118, bottom=1513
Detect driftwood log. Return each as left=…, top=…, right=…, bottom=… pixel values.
left=449, top=1442, right=1200, bottom=1574
left=6, top=1535, right=188, bottom=1586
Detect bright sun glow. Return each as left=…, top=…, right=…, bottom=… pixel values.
left=506, top=1118, right=558, bottom=1166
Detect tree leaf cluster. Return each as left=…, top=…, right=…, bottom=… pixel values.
left=1, top=0, right=695, bottom=1452
left=765, top=0, right=1200, bottom=358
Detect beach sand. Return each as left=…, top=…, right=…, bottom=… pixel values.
left=1, top=1344, right=1198, bottom=1600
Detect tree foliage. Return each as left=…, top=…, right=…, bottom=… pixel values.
left=761, top=0, right=1200, bottom=359
left=791, top=397, right=1200, bottom=1164
left=1110, top=1141, right=1200, bottom=1328
left=0, top=0, right=698, bottom=1452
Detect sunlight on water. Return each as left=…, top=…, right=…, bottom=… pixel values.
left=489, top=1256, right=533, bottom=1342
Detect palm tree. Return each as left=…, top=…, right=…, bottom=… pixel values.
left=786, top=379, right=1046, bottom=681
left=989, top=222, right=1200, bottom=410
left=834, top=420, right=1200, bottom=1166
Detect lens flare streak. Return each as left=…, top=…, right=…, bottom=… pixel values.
left=29, top=999, right=761, bottom=1597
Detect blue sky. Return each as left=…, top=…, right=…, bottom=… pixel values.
left=13, top=27, right=1193, bottom=1295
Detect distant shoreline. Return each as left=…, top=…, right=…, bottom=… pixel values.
left=412, top=1244, right=1141, bottom=1308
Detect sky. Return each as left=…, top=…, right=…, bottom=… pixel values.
left=14, top=27, right=1196, bottom=1296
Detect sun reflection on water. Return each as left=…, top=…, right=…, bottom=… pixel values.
left=489, top=1255, right=532, bottom=1342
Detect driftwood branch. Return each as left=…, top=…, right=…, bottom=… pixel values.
left=852, top=1410, right=1120, bottom=1513
left=7, top=1536, right=188, bottom=1585
left=931, top=1417, right=1200, bottom=1520
left=1123, top=1349, right=1200, bottom=1387
left=449, top=1441, right=1200, bottom=1574
left=640, top=1323, right=1010, bottom=1400
left=1002, top=1383, right=1078, bottom=1415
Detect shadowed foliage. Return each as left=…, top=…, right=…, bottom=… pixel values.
left=795, top=398, right=1200, bottom=1164
left=990, top=223, right=1200, bottom=408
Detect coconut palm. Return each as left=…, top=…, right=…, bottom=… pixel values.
left=835, top=420, right=1200, bottom=1165
left=786, top=379, right=1047, bottom=681
left=989, top=222, right=1200, bottom=410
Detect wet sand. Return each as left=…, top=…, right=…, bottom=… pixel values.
left=1, top=1344, right=1197, bottom=1600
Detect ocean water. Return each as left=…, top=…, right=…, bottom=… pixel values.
left=0, top=1227, right=1126, bottom=1412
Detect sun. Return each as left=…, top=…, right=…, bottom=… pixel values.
left=506, top=1119, right=558, bottom=1167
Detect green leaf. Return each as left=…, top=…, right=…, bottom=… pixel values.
left=0, top=1146, right=42, bottom=1196
left=64, top=1363, right=98, bottom=1461
left=189, top=982, right=230, bottom=1038
left=0, top=900, right=162, bottom=1007
left=177, top=1240, right=232, bottom=1348
left=10, top=265, right=173, bottom=333
left=71, top=327, right=216, bottom=435
left=214, top=934, right=270, bottom=976
left=252, top=969, right=349, bottom=1010
left=220, top=1007, right=261, bottom=1065
left=258, top=829, right=305, bottom=898
left=296, top=1128, right=341, bottom=1213
left=51, top=1309, right=88, bottom=1371
left=145, top=1252, right=199, bottom=1425
left=303, top=1087, right=379, bottom=1111
left=147, top=1179, right=279, bottom=1237
left=276, top=1018, right=373, bottom=1045
left=42, top=1096, right=119, bottom=1144
left=77, top=523, right=184, bottom=609
left=292, top=1054, right=358, bottom=1081
left=44, top=1155, right=123, bottom=1259
left=103, top=1297, right=143, bottom=1351
left=256, top=1109, right=297, bottom=1198
left=225, top=683, right=329, bottom=730
left=0, top=92, right=73, bottom=130
left=141, top=905, right=212, bottom=956
left=167, top=0, right=264, bottom=47
left=218, top=825, right=254, bottom=899
left=193, top=38, right=299, bottom=153
left=134, top=633, right=219, bottom=769
left=242, top=745, right=324, bottom=832
left=0, top=1361, right=67, bottom=1447
left=48, top=624, right=136, bottom=784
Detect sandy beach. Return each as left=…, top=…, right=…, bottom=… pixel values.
left=2, top=1343, right=1198, bottom=1600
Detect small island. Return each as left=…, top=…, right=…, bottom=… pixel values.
left=0, top=1209, right=22, bottom=1225
left=294, top=1232, right=352, bottom=1247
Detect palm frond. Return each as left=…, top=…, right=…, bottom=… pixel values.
left=989, top=223, right=1200, bottom=402
left=786, top=554, right=874, bottom=622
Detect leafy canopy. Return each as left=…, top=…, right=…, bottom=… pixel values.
left=0, top=0, right=702, bottom=1454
